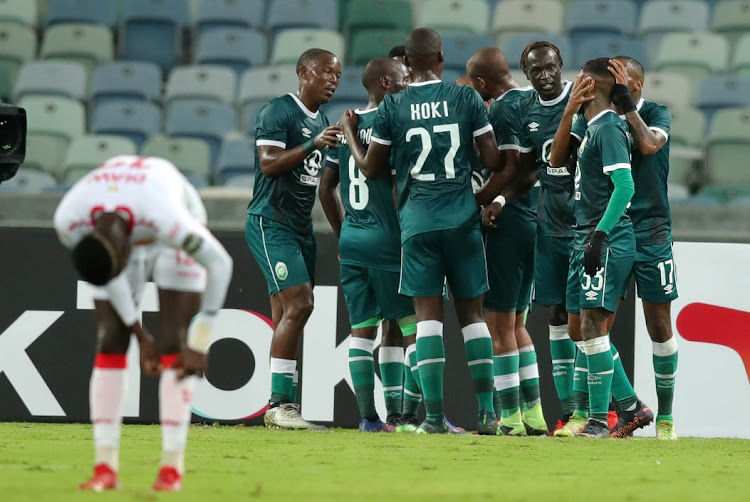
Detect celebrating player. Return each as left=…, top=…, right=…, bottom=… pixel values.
left=340, top=28, right=500, bottom=435
left=53, top=155, right=233, bottom=490
left=468, top=47, right=547, bottom=436
left=319, top=58, right=419, bottom=432
left=245, top=49, right=341, bottom=430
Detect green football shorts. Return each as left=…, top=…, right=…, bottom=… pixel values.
left=632, top=242, right=679, bottom=304
left=534, top=233, right=573, bottom=307
left=340, top=263, right=414, bottom=326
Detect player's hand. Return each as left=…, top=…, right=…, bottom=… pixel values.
left=175, top=347, right=208, bottom=380
left=339, top=109, right=359, bottom=132
left=607, top=59, right=629, bottom=86
left=564, top=73, right=595, bottom=116
left=482, top=202, right=503, bottom=228
left=583, top=230, right=608, bottom=277
left=314, top=125, right=342, bottom=149
left=608, top=60, right=637, bottom=114
left=134, top=325, right=160, bottom=377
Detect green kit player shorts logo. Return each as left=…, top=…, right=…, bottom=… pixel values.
left=275, top=262, right=289, bottom=281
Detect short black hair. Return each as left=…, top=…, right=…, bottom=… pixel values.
left=520, top=41, right=563, bottom=73
left=72, top=234, right=114, bottom=286
left=582, top=57, right=614, bottom=81
left=389, top=45, right=406, bottom=58
left=296, top=48, right=336, bottom=75
left=404, top=28, right=442, bottom=71
left=613, top=55, right=645, bottom=80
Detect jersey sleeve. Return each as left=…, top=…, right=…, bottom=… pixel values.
left=599, top=124, right=632, bottom=174
left=571, top=113, right=587, bottom=142
left=324, top=142, right=340, bottom=170
left=466, top=88, right=493, bottom=138
left=645, top=104, right=671, bottom=142
left=371, top=97, right=393, bottom=146
left=255, top=101, right=290, bottom=149
left=489, top=99, right=521, bottom=151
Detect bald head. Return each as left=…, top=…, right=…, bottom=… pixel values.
left=360, top=57, right=409, bottom=103
left=466, top=47, right=511, bottom=83
left=404, top=28, right=443, bottom=72
left=362, top=58, right=399, bottom=91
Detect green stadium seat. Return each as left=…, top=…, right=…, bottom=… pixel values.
left=165, top=100, right=237, bottom=165
left=142, top=135, right=212, bottom=180
left=639, top=1, right=709, bottom=64
left=348, top=29, right=409, bottom=66
left=271, top=29, right=346, bottom=66
left=732, top=34, right=750, bottom=75
left=565, top=0, right=637, bottom=48
left=341, top=0, right=413, bottom=35
left=61, top=166, right=93, bottom=185
left=165, top=65, right=237, bottom=105
left=14, top=60, right=87, bottom=101
left=0, top=170, right=57, bottom=192
left=655, top=33, right=729, bottom=81
left=61, top=135, right=137, bottom=181
left=642, top=72, right=693, bottom=110
left=40, top=23, right=114, bottom=75
left=238, top=65, right=299, bottom=106
left=266, top=0, right=339, bottom=34
left=711, top=0, right=750, bottom=47
left=492, top=0, right=564, bottom=46
left=21, top=133, right=70, bottom=177
left=0, top=0, right=38, bottom=28
left=418, top=0, right=490, bottom=34
left=0, top=23, right=37, bottom=101
left=705, top=108, right=750, bottom=186
left=668, top=106, right=706, bottom=188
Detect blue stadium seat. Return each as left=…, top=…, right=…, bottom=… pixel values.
left=13, top=60, right=87, bottom=101
left=90, top=62, right=162, bottom=109
left=418, top=0, right=491, bottom=34
left=565, top=0, right=637, bottom=47
left=120, top=0, right=190, bottom=73
left=330, top=65, right=367, bottom=103
left=216, top=135, right=255, bottom=183
left=501, top=33, right=571, bottom=70
left=194, top=27, right=267, bottom=75
left=165, top=100, right=237, bottom=165
left=321, top=102, right=358, bottom=126
left=91, top=101, right=162, bottom=150
left=266, top=0, right=339, bottom=35
left=195, top=0, right=265, bottom=38
left=572, top=34, right=646, bottom=69
left=442, top=34, right=495, bottom=72
left=243, top=101, right=264, bottom=134
left=695, top=76, right=750, bottom=125
left=46, top=0, right=118, bottom=27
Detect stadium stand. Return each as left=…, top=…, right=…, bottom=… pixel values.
left=90, top=101, right=161, bottom=150
left=40, top=23, right=114, bottom=75
left=120, top=0, right=190, bottom=72
left=0, top=0, right=38, bottom=28
left=61, top=135, right=138, bottom=182
left=165, top=65, right=238, bottom=104
left=142, top=135, right=212, bottom=182
left=0, top=23, right=37, bottom=101
left=165, top=99, right=237, bottom=166
left=492, top=0, right=565, bottom=47
left=194, top=0, right=266, bottom=39
left=271, top=29, right=347, bottom=66
left=194, top=27, right=267, bottom=74
left=417, top=0, right=490, bottom=34
left=655, top=32, right=729, bottom=81
left=45, top=0, right=118, bottom=27
left=89, top=62, right=162, bottom=109
left=13, top=61, right=87, bottom=102
left=502, top=33, right=571, bottom=69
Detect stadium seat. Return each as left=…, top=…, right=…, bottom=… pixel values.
left=0, top=23, right=37, bottom=100
left=238, top=65, right=302, bottom=106
left=142, top=135, right=212, bottom=180
left=90, top=62, right=162, bottom=109
left=711, top=0, right=750, bottom=47
left=705, top=108, right=750, bottom=186
left=165, top=65, right=237, bottom=105
left=341, top=0, right=413, bottom=35
left=242, top=101, right=264, bottom=134
left=19, top=96, right=86, bottom=173
left=732, top=34, right=750, bottom=75
left=0, top=0, right=38, bottom=28
left=571, top=34, right=646, bottom=69
left=501, top=33, right=570, bottom=70
left=492, top=0, right=564, bottom=46
left=195, top=0, right=266, bottom=38
left=120, top=0, right=190, bottom=73
left=221, top=172, right=255, bottom=188
left=564, top=1, right=637, bottom=47
left=0, top=170, right=57, bottom=192
left=266, top=0, right=339, bottom=34
left=165, top=100, right=237, bottom=165
left=216, top=135, right=255, bottom=183
left=46, top=0, right=118, bottom=27
left=194, top=27, right=267, bottom=75
left=442, top=33, right=495, bottom=72
left=271, top=29, right=346, bottom=66
left=348, top=29, right=409, bottom=65
left=21, top=133, right=69, bottom=177
left=13, top=61, right=87, bottom=101
left=642, top=72, right=693, bottom=110
left=417, top=0, right=490, bottom=34
left=91, top=101, right=161, bottom=150
left=668, top=107, right=706, bottom=188
left=40, top=23, right=114, bottom=75
left=638, top=1, right=709, bottom=64
left=695, top=76, right=750, bottom=125
left=321, top=102, right=356, bottom=126
left=330, top=65, right=368, bottom=104
left=655, top=33, right=729, bottom=81
left=61, top=135, right=138, bottom=180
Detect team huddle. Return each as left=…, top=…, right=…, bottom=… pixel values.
left=52, top=26, right=680, bottom=492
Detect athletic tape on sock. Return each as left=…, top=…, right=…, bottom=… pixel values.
left=653, top=337, right=678, bottom=357
left=461, top=322, right=491, bottom=343
left=269, top=357, right=297, bottom=374
left=518, top=344, right=535, bottom=353
left=583, top=337, right=611, bottom=356
left=549, top=324, right=570, bottom=341
left=379, top=346, right=404, bottom=364
left=494, top=373, right=520, bottom=391
left=416, top=320, right=443, bottom=339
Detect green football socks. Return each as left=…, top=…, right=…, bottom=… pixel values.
left=416, top=320, right=445, bottom=418
left=402, top=344, right=422, bottom=416
left=549, top=324, right=576, bottom=415
left=461, top=323, right=495, bottom=413
left=348, top=337, right=377, bottom=421
left=573, top=342, right=589, bottom=415
left=269, top=357, right=296, bottom=405
left=519, top=344, right=542, bottom=411
left=494, top=350, right=520, bottom=418
left=378, top=346, right=404, bottom=417
left=584, top=337, right=614, bottom=425
left=653, top=337, right=678, bottom=420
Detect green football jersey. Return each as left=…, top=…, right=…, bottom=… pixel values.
left=247, top=93, right=330, bottom=234
left=490, top=86, right=536, bottom=221
left=324, top=108, right=401, bottom=272
left=573, top=110, right=632, bottom=242
left=371, top=80, right=492, bottom=242
left=516, top=81, right=575, bottom=237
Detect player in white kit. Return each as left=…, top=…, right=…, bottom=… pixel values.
left=54, top=155, right=233, bottom=492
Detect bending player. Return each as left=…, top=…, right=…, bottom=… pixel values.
left=53, top=155, right=233, bottom=490
left=341, top=29, right=501, bottom=435
left=245, top=48, right=341, bottom=430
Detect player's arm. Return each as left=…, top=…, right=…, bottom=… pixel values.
left=480, top=152, right=538, bottom=228
left=340, top=110, right=390, bottom=179
left=608, top=59, right=667, bottom=156
left=550, top=73, right=594, bottom=167
left=319, top=156, right=344, bottom=238
left=257, top=126, right=340, bottom=177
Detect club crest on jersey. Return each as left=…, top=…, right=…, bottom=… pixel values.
left=275, top=262, right=288, bottom=280
left=528, top=122, right=539, bottom=132
left=302, top=127, right=312, bottom=138
left=585, top=290, right=599, bottom=301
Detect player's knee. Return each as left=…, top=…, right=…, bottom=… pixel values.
left=286, top=292, right=314, bottom=324
left=96, top=324, right=130, bottom=354
left=645, top=313, right=673, bottom=343
left=548, top=304, right=567, bottom=325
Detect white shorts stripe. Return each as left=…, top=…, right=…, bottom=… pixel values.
left=259, top=217, right=280, bottom=292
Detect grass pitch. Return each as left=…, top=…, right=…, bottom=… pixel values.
left=0, top=423, right=748, bottom=501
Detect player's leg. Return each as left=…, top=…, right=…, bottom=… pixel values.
left=379, top=319, right=405, bottom=426
left=486, top=310, right=523, bottom=435
left=576, top=306, right=615, bottom=438
left=517, top=312, right=548, bottom=435
left=398, top=317, right=421, bottom=431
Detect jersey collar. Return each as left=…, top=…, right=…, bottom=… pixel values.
left=288, top=93, right=319, bottom=119
left=588, top=109, right=618, bottom=126
left=354, top=108, right=377, bottom=115
left=618, top=97, right=645, bottom=119
left=494, top=86, right=532, bottom=102
left=409, top=80, right=441, bottom=87
left=538, top=80, right=572, bottom=107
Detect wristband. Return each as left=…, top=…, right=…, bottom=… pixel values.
left=610, top=83, right=637, bottom=114
left=187, top=312, right=216, bottom=354
left=301, top=138, right=317, bottom=156
left=493, top=195, right=506, bottom=207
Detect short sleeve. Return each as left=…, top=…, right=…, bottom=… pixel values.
left=466, top=87, right=492, bottom=138
left=599, top=124, right=632, bottom=174
left=371, top=97, right=393, bottom=146
left=324, top=142, right=340, bottom=170
left=489, top=97, right=523, bottom=151
left=571, top=113, right=587, bottom=142
left=255, top=101, right=290, bottom=149
left=646, top=104, right=671, bottom=142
